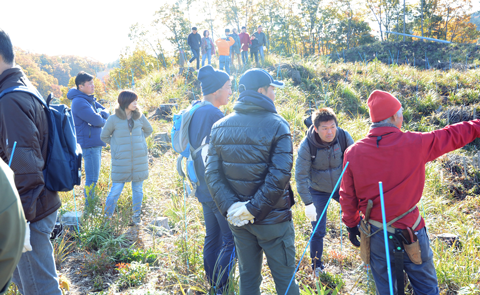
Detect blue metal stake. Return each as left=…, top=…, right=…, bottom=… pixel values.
left=379, top=182, right=394, bottom=295
left=8, top=141, right=17, bottom=167
left=73, top=189, right=80, bottom=233
left=182, top=177, right=190, bottom=269
left=340, top=208, right=343, bottom=251
left=285, top=163, right=350, bottom=295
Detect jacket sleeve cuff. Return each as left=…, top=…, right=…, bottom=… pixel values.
left=245, top=202, right=260, bottom=219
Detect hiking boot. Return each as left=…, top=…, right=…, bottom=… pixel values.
left=129, top=215, right=141, bottom=226
left=314, top=267, right=324, bottom=278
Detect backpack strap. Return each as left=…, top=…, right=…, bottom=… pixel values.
left=307, top=139, right=317, bottom=163
left=337, top=127, right=347, bottom=154
left=0, top=85, right=47, bottom=108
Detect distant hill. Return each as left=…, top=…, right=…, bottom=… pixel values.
left=470, top=11, right=480, bottom=30
left=14, top=47, right=106, bottom=98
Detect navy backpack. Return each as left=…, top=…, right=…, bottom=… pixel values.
left=0, top=85, right=82, bottom=191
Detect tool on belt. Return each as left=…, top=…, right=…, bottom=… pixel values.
left=365, top=204, right=423, bottom=295
left=359, top=199, right=373, bottom=265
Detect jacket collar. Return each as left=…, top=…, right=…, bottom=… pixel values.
left=115, top=106, right=141, bottom=120
left=234, top=90, right=277, bottom=113
left=367, top=126, right=402, bottom=137
left=0, top=66, right=24, bottom=91
left=67, top=88, right=96, bottom=103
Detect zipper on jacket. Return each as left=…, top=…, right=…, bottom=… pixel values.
left=329, top=146, right=335, bottom=191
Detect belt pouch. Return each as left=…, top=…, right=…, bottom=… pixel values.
left=360, top=221, right=371, bottom=265
left=403, top=240, right=422, bottom=265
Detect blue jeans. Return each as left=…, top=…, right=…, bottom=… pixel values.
left=241, top=50, right=249, bottom=65
left=202, top=49, right=212, bottom=66
left=201, top=201, right=235, bottom=292
left=219, top=55, right=231, bottom=74
left=105, top=181, right=144, bottom=217
left=310, top=188, right=340, bottom=269
left=251, top=50, right=259, bottom=67
left=12, top=211, right=62, bottom=295
left=370, top=225, right=439, bottom=295
left=83, top=146, right=102, bottom=207
left=189, top=48, right=200, bottom=69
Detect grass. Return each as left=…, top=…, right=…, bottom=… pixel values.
left=7, top=54, right=480, bottom=294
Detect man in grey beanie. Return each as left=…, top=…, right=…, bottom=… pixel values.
left=188, top=65, right=234, bottom=294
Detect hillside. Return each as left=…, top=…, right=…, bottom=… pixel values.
left=329, top=41, right=480, bottom=70
left=13, top=48, right=105, bottom=98
left=7, top=56, right=480, bottom=295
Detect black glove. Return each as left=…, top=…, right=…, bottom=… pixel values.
left=347, top=225, right=361, bottom=247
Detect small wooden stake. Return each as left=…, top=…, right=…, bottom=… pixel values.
left=463, top=157, right=467, bottom=177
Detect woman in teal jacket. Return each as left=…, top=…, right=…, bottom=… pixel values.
left=100, top=90, right=153, bottom=224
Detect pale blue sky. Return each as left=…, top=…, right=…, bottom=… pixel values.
left=1, top=0, right=479, bottom=63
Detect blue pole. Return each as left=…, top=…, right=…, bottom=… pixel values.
left=340, top=208, right=343, bottom=251
left=8, top=141, right=17, bottom=167
left=378, top=182, right=394, bottom=295
left=73, top=189, right=80, bottom=233
left=182, top=177, right=190, bottom=269
left=284, top=163, right=350, bottom=295
left=450, top=55, right=452, bottom=70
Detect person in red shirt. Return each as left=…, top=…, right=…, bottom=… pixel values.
left=340, top=90, right=480, bottom=295
left=238, top=26, right=251, bottom=66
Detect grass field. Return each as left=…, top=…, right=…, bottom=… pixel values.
left=7, top=54, right=480, bottom=295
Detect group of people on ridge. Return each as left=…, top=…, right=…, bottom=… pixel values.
left=187, top=25, right=268, bottom=73
left=2, top=26, right=480, bottom=295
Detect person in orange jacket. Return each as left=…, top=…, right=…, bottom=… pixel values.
left=340, top=90, right=480, bottom=295
left=215, top=29, right=235, bottom=74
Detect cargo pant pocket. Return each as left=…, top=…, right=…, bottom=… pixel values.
left=282, top=238, right=296, bottom=267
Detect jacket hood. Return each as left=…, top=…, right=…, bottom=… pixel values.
left=115, top=106, right=142, bottom=120
left=67, top=88, right=95, bottom=102
left=0, top=66, right=25, bottom=92
left=307, top=124, right=338, bottom=149
left=234, top=90, right=277, bottom=113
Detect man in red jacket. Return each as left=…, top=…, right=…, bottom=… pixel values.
left=340, top=90, right=480, bottom=295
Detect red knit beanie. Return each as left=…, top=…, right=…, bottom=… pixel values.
left=367, top=90, right=402, bottom=122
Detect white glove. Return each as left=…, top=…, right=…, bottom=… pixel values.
left=305, top=203, right=317, bottom=222
left=227, top=201, right=248, bottom=216
left=23, top=222, right=32, bottom=253
left=227, top=203, right=255, bottom=227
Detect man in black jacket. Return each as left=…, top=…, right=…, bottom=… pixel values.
left=205, top=68, right=299, bottom=295
left=0, top=30, right=62, bottom=295
left=187, top=27, right=202, bottom=70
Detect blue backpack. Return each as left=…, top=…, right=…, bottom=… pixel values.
left=171, top=100, right=212, bottom=195
left=0, top=85, right=82, bottom=192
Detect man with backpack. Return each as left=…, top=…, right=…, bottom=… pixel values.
left=205, top=69, right=299, bottom=295
left=174, top=65, right=235, bottom=294
left=187, top=27, right=202, bottom=70
left=68, top=72, right=109, bottom=208
left=215, top=29, right=235, bottom=74
left=295, top=108, right=354, bottom=276
left=0, top=29, right=63, bottom=295
left=252, top=25, right=268, bottom=67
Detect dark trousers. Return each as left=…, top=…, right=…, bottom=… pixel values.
left=250, top=50, right=259, bottom=67
left=201, top=201, right=235, bottom=292
left=370, top=225, right=439, bottom=295
left=241, top=50, right=249, bottom=65
left=189, top=48, right=200, bottom=69
left=229, top=220, right=299, bottom=295
left=310, top=188, right=340, bottom=269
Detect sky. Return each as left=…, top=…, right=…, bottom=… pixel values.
left=1, top=0, right=480, bottom=64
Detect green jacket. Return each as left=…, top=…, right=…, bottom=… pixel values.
left=0, top=160, right=26, bottom=295
left=100, top=107, right=153, bottom=183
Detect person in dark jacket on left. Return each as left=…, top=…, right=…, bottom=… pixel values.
left=205, top=68, right=299, bottom=295
left=0, top=29, right=62, bottom=295
left=68, top=71, right=109, bottom=208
